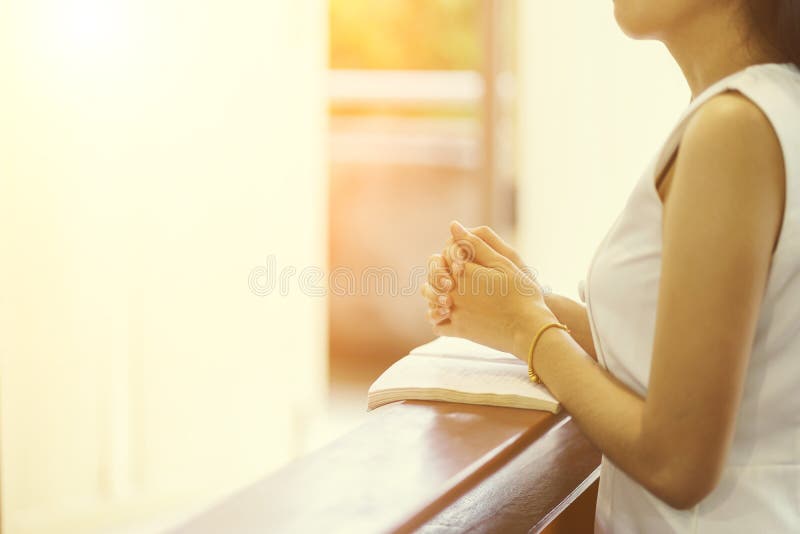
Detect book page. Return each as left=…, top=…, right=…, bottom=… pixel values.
left=369, top=352, right=557, bottom=405
left=409, top=336, right=520, bottom=363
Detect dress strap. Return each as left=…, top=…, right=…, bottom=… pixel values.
left=652, top=68, right=751, bottom=184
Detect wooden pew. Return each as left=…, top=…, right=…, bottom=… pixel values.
left=171, top=400, right=601, bottom=533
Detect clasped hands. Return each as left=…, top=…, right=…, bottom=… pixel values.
left=421, top=221, right=559, bottom=359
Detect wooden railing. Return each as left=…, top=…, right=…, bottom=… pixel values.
left=171, top=401, right=600, bottom=533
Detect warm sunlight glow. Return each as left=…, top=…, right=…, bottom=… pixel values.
left=0, top=1, right=327, bottom=532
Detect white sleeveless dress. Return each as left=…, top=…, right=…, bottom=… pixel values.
left=578, top=62, right=800, bottom=533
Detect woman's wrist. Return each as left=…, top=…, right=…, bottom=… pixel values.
left=511, top=303, right=560, bottom=362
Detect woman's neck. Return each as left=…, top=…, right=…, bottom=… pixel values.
left=663, top=6, right=782, bottom=100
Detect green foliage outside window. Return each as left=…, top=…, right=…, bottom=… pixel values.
left=330, top=0, right=481, bottom=70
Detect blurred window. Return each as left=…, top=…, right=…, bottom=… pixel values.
left=327, top=0, right=517, bottom=385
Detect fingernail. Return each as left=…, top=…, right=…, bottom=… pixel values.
left=441, top=277, right=452, bottom=290
left=438, top=295, right=448, bottom=305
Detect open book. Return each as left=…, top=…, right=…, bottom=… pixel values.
left=367, top=336, right=561, bottom=414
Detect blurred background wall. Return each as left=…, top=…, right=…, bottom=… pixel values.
left=0, top=0, right=327, bottom=532
left=516, top=3, right=688, bottom=299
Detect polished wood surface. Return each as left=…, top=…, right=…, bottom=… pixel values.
left=171, top=400, right=600, bottom=533
left=543, top=480, right=600, bottom=534
left=419, top=417, right=600, bottom=533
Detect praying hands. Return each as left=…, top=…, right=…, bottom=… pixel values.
left=420, top=221, right=558, bottom=360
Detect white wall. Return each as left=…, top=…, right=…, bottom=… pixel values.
left=0, top=1, right=327, bottom=532
left=516, top=2, right=688, bottom=300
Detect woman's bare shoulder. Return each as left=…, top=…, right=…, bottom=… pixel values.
left=674, top=90, right=785, bottom=233
left=682, top=90, right=785, bottom=178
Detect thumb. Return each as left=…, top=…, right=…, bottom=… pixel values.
left=449, top=221, right=506, bottom=268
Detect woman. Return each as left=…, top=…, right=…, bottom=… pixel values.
left=421, top=1, right=800, bottom=532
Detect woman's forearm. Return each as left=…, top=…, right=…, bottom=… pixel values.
left=510, top=318, right=705, bottom=510
left=543, top=293, right=597, bottom=361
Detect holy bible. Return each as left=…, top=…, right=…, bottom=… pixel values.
left=367, top=336, right=561, bottom=414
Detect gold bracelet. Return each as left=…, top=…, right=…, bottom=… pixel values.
left=527, top=322, right=570, bottom=384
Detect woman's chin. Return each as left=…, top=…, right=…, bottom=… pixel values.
left=613, top=2, right=659, bottom=39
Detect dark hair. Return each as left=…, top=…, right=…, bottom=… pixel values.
left=745, top=0, right=800, bottom=67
